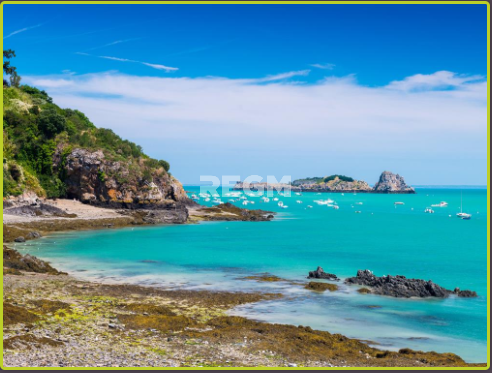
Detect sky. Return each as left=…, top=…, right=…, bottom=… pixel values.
left=2, top=3, right=488, bottom=185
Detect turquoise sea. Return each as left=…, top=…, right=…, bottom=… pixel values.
left=14, top=187, right=488, bottom=362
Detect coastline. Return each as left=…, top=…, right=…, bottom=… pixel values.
left=2, top=205, right=486, bottom=367
left=3, top=248, right=483, bottom=368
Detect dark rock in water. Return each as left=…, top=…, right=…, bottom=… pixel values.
left=14, top=237, right=26, bottom=243
left=345, top=270, right=476, bottom=298
left=307, top=267, right=339, bottom=281
left=453, top=288, right=478, bottom=298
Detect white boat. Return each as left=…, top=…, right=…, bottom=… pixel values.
left=278, top=201, right=284, bottom=207
left=431, top=201, right=448, bottom=207
left=296, top=200, right=303, bottom=204
left=456, top=192, right=471, bottom=219
left=242, top=201, right=248, bottom=205
left=295, top=192, right=301, bottom=196
left=273, top=197, right=279, bottom=201
left=424, top=208, right=434, bottom=214
left=333, top=205, right=340, bottom=210
left=261, top=197, right=270, bottom=203
left=280, top=205, right=288, bottom=209
left=354, top=210, right=362, bottom=214
left=355, top=202, right=363, bottom=205
left=307, top=205, right=313, bottom=209
left=204, top=198, right=211, bottom=202
left=314, top=199, right=334, bottom=205
left=394, top=202, right=404, bottom=205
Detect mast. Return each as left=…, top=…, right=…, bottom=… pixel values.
left=460, top=190, right=463, bottom=213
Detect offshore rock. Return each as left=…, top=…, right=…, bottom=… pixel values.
left=373, top=171, right=415, bottom=193
left=307, top=267, right=340, bottom=281
left=345, top=270, right=476, bottom=298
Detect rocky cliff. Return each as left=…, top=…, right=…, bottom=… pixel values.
left=373, top=171, right=415, bottom=193
left=3, top=84, right=192, bottom=210
left=54, top=148, right=190, bottom=209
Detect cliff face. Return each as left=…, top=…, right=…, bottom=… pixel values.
left=373, top=171, right=415, bottom=193
left=55, top=148, right=190, bottom=209
left=3, top=85, right=191, bottom=209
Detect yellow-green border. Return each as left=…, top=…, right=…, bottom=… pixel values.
left=0, top=0, right=489, bottom=370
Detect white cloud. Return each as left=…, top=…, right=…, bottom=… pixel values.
left=386, top=71, right=484, bottom=92
left=251, top=70, right=311, bottom=83
left=23, top=70, right=487, bottom=183
left=3, top=23, right=43, bottom=39
left=310, top=63, right=335, bottom=70
left=77, top=53, right=178, bottom=72
left=83, top=38, right=141, bottom=52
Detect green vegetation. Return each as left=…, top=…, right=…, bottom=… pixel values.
left=3, top=50, right=171, bottom=198
left=293, top=174, right=355, bottom=185
left=323, top=174, right=354, bottom=183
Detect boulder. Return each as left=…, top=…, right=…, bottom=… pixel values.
left=307, top=266, right=339, bottom=281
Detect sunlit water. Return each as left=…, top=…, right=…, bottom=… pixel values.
left=13, top=187, right=487, bottom=362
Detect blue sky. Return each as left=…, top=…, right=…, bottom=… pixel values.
left=2, top=4, right=488, bottom=185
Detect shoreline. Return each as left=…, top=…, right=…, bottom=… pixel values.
left=2, top=199, right=486, bottom=367
left=3, top=247, right=484, bottom=368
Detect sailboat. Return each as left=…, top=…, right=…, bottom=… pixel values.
left=456, top=191, right=472, bottom=220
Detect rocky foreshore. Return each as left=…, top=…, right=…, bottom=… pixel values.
left=2, top=246, right=483, bottom=368
left=345, top=270, right=477, bottom=298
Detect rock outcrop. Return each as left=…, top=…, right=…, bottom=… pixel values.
left=307, top=266, right=340, bottom=281
left=345, top=270, right=477, bottom=298
left=56, top=148, right=191, bottom=209
left=3, top=245, right=65, bottom=275
left=373, top=171, right=415, bottom=193
left=193, top=203, right=275, bottom=222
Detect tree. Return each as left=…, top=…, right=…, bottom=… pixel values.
left=38, top=108, right=67, bottom=138
left=9, top=71, right=21, bottom=87
left=158, top=160, right=170, bottom=172
left=3, top=49, right=17, bottom=75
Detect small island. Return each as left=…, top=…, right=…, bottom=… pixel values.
left=233, top=171, right=416, bottom=194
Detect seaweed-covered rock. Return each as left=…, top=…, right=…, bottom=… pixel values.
left=197, top=203, right=275, bottom=222
left=3, top=245, right=65, bottom=275
left=307, top=267, right=339, bottom=281
left=305, top=282, right=338, bottom=292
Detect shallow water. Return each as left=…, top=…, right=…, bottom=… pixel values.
left=14, top=187, right=488, bottom=362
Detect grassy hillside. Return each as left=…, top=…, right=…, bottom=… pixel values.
left=3, top=85, right=170, bottom=199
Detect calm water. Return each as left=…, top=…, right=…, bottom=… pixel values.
left=14, top=187, right=488, bottom=362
